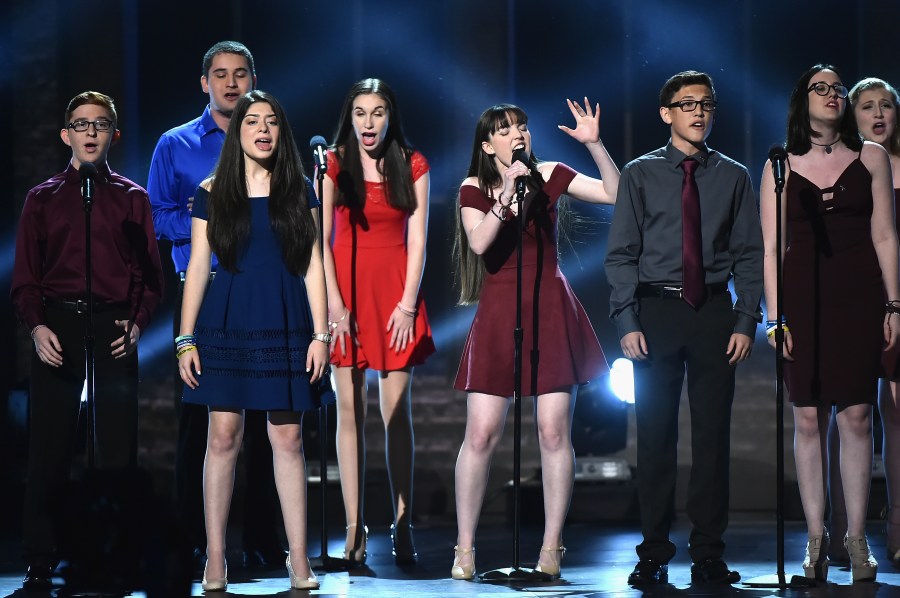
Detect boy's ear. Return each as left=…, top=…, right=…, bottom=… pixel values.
left=659, top=106, right=673, bottom=125
left=60, top=128, right=72, bottom=147
left=112, top=129, right=122, bottom=144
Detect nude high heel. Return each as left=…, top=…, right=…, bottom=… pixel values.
left=286, top=555, right=319, bottom=590
left=886, top=507, right=900, bottom=566
left=534, top=545, right=566, bottom=579
left=343, top=523, right=368, bottom=565
left=451, top=546, right=475, bottom=580
left=802, top=533, right=829, bottom=581
left=845, top=535, right=878, bottom=582
left=201, top=559, right=228, bottom=592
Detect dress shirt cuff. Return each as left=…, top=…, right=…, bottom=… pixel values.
left=733, top=313, right=758, bottom=338
left=614, top=310, right=642, bottom=339
left=134, top=309, right=150, bottom=332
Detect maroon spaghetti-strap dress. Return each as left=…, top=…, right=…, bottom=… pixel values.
left=783, top=158, right=884, bottom=408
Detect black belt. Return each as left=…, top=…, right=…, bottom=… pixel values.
left=635, top=283, right=729, bottom=300
left=43, top=297, right=130, bottom=314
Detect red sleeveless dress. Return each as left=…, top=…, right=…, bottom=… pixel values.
left=326, top=150, right=435, bottom=370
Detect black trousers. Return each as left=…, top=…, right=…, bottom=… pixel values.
left=172, top=279, right=281, bottom=553
left=23, top=303, right=138, bottom=567
left=632, top=292, right=737, bottom=564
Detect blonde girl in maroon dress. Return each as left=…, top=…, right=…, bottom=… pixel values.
left=450, top=99, right=618, bottom=580
left=832, top=77, right=900, bottom=566
left=320, top=78, right=434, bottom=565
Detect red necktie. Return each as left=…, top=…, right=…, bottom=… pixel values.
left=680, top=158, right=705, bottom=309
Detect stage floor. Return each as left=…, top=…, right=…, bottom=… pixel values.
left=0, top=517, right=898, bottom=596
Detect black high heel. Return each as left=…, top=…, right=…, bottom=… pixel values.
left=391, top=523, right=418, bottom=565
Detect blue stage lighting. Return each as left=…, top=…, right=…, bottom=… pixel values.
left=137, top=310, right=175, bottom=366
left=0, top=235, right=16, bottom=280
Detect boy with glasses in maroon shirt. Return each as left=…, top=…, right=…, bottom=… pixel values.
left=11, top=91, right=164, bottom=590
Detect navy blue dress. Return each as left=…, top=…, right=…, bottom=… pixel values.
left=182, top=186, right=334, bottom=411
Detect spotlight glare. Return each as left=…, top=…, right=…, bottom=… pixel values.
left=608, top=358, right=634, bottom=404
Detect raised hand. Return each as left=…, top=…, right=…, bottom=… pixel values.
left=558, top=97, right=601, bottom=145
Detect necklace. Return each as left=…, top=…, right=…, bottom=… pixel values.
left=810, top=137, right=840, bottom=154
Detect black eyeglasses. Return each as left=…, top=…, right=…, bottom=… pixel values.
left=665, top=100, right=718, bottom=113
left=807, top=82, right=849, bottom=99
left=67, top=119, right=115, bottom=132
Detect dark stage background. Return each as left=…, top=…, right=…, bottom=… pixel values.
left=2, top=0, right=900, bottom=538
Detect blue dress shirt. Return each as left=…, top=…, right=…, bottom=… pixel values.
left=147, top=105, right=224, bottom=272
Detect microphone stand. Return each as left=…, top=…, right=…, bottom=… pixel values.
left=745, top=166, right=815, bottom=589
left=82, top=171, right=97, bottom=469
left=481, top=179, right=549, bottom=583
left=309, top=163, right=349, bottom=573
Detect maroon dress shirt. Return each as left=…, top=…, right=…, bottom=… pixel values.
left=11, top=162, right=164, bottom=332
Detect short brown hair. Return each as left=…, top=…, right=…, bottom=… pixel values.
left=64, top=91, right=117, bottom=128
left=659, top=71, right=715, bottom=107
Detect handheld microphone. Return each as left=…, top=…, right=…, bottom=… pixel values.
left=511, top=148, right=529, bottom=197
left=310, top=135, right=328, bottom=175
left=79, top=162, right=98, bottom=205
left=768, top=144, right=787, bottom=190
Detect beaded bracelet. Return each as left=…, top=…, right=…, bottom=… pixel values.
left=886, top=300, right=900, bottom=315
left=30, top=324, right=47, bottom=341
left=491, top=204, right=510, bottom=222
left=397, top=302, right=416, bottom=317
left=175, top=338, right=196, bottom=352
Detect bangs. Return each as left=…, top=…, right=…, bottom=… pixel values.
left=489, top=107, right=528, bottom=133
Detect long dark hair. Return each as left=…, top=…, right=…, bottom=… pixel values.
left=330, top=78, right=417, bottom=211
left=207, top=90, right=317, bottom=275
left=453, top=104, right=544, bottom=305
left=786, top=63, right=862, bottom=155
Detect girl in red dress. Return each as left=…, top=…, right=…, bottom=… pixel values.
left=320, top=78, right=435, bottom=565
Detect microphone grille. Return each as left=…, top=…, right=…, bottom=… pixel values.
left=79, top=161, right=99, bottom=177
left=768, top=144, right=787, bottom=161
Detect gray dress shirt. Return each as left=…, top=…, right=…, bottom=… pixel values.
left=604, top=141, right=764, bottom=339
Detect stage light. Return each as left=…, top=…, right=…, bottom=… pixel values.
left=574, top=456, right=632, bottom=482
left=608, top=357, right=634, bottom=404
left=572, top=375, right=628, bottom=457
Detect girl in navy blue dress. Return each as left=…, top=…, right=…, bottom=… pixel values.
left=178, top=90, right=333, bottom=591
